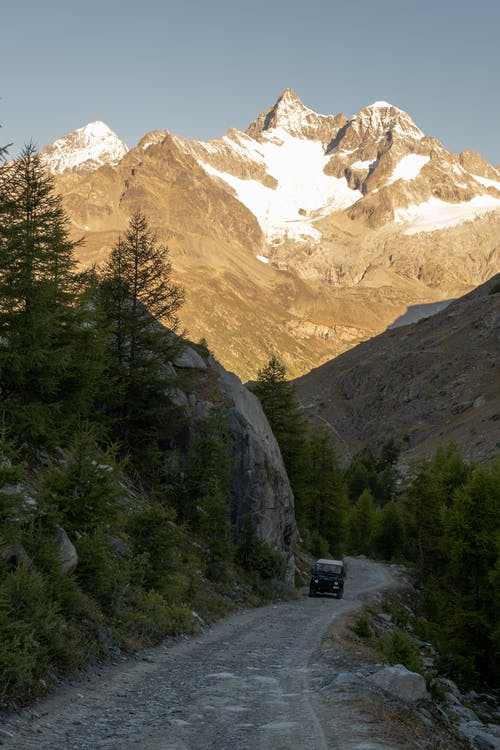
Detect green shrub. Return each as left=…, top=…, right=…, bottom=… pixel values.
left=115, top=589, right=197, bottom=649
left=379, top=627, right=424, bottom=674
left=236, top=518, right=287, bottom=580
left=36, top=430, right=124, bottom=536
left=75, top=531, right=130, bottom=614
left=382, top=600, right=411, bottom=629
left=353, top=614, right=373, bottom=640
left=127, top=500, right=180, bottom=590
left=252, top=576, right=294, bottom=602
left=0, top=566, right=62, bottom=700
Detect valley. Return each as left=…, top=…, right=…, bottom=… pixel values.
left=2, top=1, right=500, bottom=746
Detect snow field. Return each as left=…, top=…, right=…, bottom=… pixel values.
left=395, top=194, right=500, bottom=234
left=200, top=128, right=361, bottom=242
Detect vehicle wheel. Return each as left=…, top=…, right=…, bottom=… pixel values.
left=309, top=588, right=315, bottom=597
left=336, top=590, right=343, bottom=599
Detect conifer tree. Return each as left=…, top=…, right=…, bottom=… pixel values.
left=403, top=444, right=471, bottom=575
left=250, top=355, right=307, bottom=487
left=99, top=211, right=186, bottom=465
left=102, top=211, right=185, bottom=367
left=302, top=428, right=348, bottom=555
left=0, top=116, right=10, bottom=163
left=179, top=407, right=233, bottom=580
left=348, top=489, right=379, bottom=555
left=441, top=462, right=500, bottom=683
left=375, top=500, right=406, bottom=560
left=0, top=143, right=95, bottom=441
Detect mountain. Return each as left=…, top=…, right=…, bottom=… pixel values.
left=40, top=121, right=128, bottom=174
left=42, top=91, right=500, bottom=379
left=294, top=275, right=500, bottom=466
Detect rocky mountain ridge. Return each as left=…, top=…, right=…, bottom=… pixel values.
left=295, top=274, right=500, bottom=466
left=39, top=91, right=500, bottom=379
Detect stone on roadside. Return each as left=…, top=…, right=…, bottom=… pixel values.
left=369, top=664, right=428, bottom=702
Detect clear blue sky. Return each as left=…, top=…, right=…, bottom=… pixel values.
left=1, top=0, right=499, bottom=165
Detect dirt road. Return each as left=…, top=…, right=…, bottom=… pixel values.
left=0, top=557, right=396, bottom=750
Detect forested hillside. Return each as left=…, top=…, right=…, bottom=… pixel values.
left=251, top=357, right=499, bottom=688
left=0, top=145, right=291, bottom=707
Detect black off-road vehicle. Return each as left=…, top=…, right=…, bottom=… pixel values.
left=309, top=558, right=345, bottom=599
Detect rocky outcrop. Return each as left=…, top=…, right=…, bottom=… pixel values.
left=459, top=149, right=500, bottom=180
left=1, top=543, right=32, bottom=570
left=173, top=347, right=207, bottom=370
left=179, top=349, right=297, bottom=570
left=210, top=359, right=296, bottom=560
left=56, top=527, right=78, bottom=575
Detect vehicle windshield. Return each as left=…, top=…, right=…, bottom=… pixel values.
left=316, top=563, right=342, bottom=576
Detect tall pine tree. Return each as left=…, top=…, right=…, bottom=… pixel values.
left=250, top=355, right=307, bottom=484
left=302, top=428, right=348, bottom=556
left=0, top=143, right=95, bottom=442
left=99, top=211, right=185, bottom=468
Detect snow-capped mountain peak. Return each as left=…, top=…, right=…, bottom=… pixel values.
left=349, top=101, right=424, bottom=141
left=169, top=90, right=500, bottom=245
left=43, top=90, right=500, bottom=245
left=41, top=121, right=128, bottom=174
left=272, top=87, right=315, bottom=122
left=246, top=88, right=346, bottom=143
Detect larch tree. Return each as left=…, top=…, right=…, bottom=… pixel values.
left=250, top=355, right=307, bottom=476
left=0, top=143, right=96, bottom=442
left=442, top=462, right=500, bottom=684
left=99, top=211, right=186, bottom=467
left=302, top=428, right=348, bottom=556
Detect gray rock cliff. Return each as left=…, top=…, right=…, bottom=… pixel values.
left=210, top=359, right=297, bottom=559
left=174, top=348, right=297, bottom=570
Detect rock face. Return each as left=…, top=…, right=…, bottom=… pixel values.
left=177, top=349, right=296, bottom=569
left=40, top=90, right=500, bottom=379
left=210, top=359, right=296, bottom=561
left=295, top=274, right=500, bottom=465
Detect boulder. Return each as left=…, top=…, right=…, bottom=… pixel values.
left=109, top=535, right=132, bottom=559
left=459, top=724, right=500, bottom=750
left=369, top=664, right=428, bottom=702
left=56, top=527, right=78, bottom=575
left=173, top=347, right=207, bottom=370
left=472, top=729, right=500, bottom=750
left=1, top=543, right=32, bottom=570
left=169, top=387, right=189, bottom=407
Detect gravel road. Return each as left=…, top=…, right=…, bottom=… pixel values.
left=0, top=557, right=396, bottom=750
